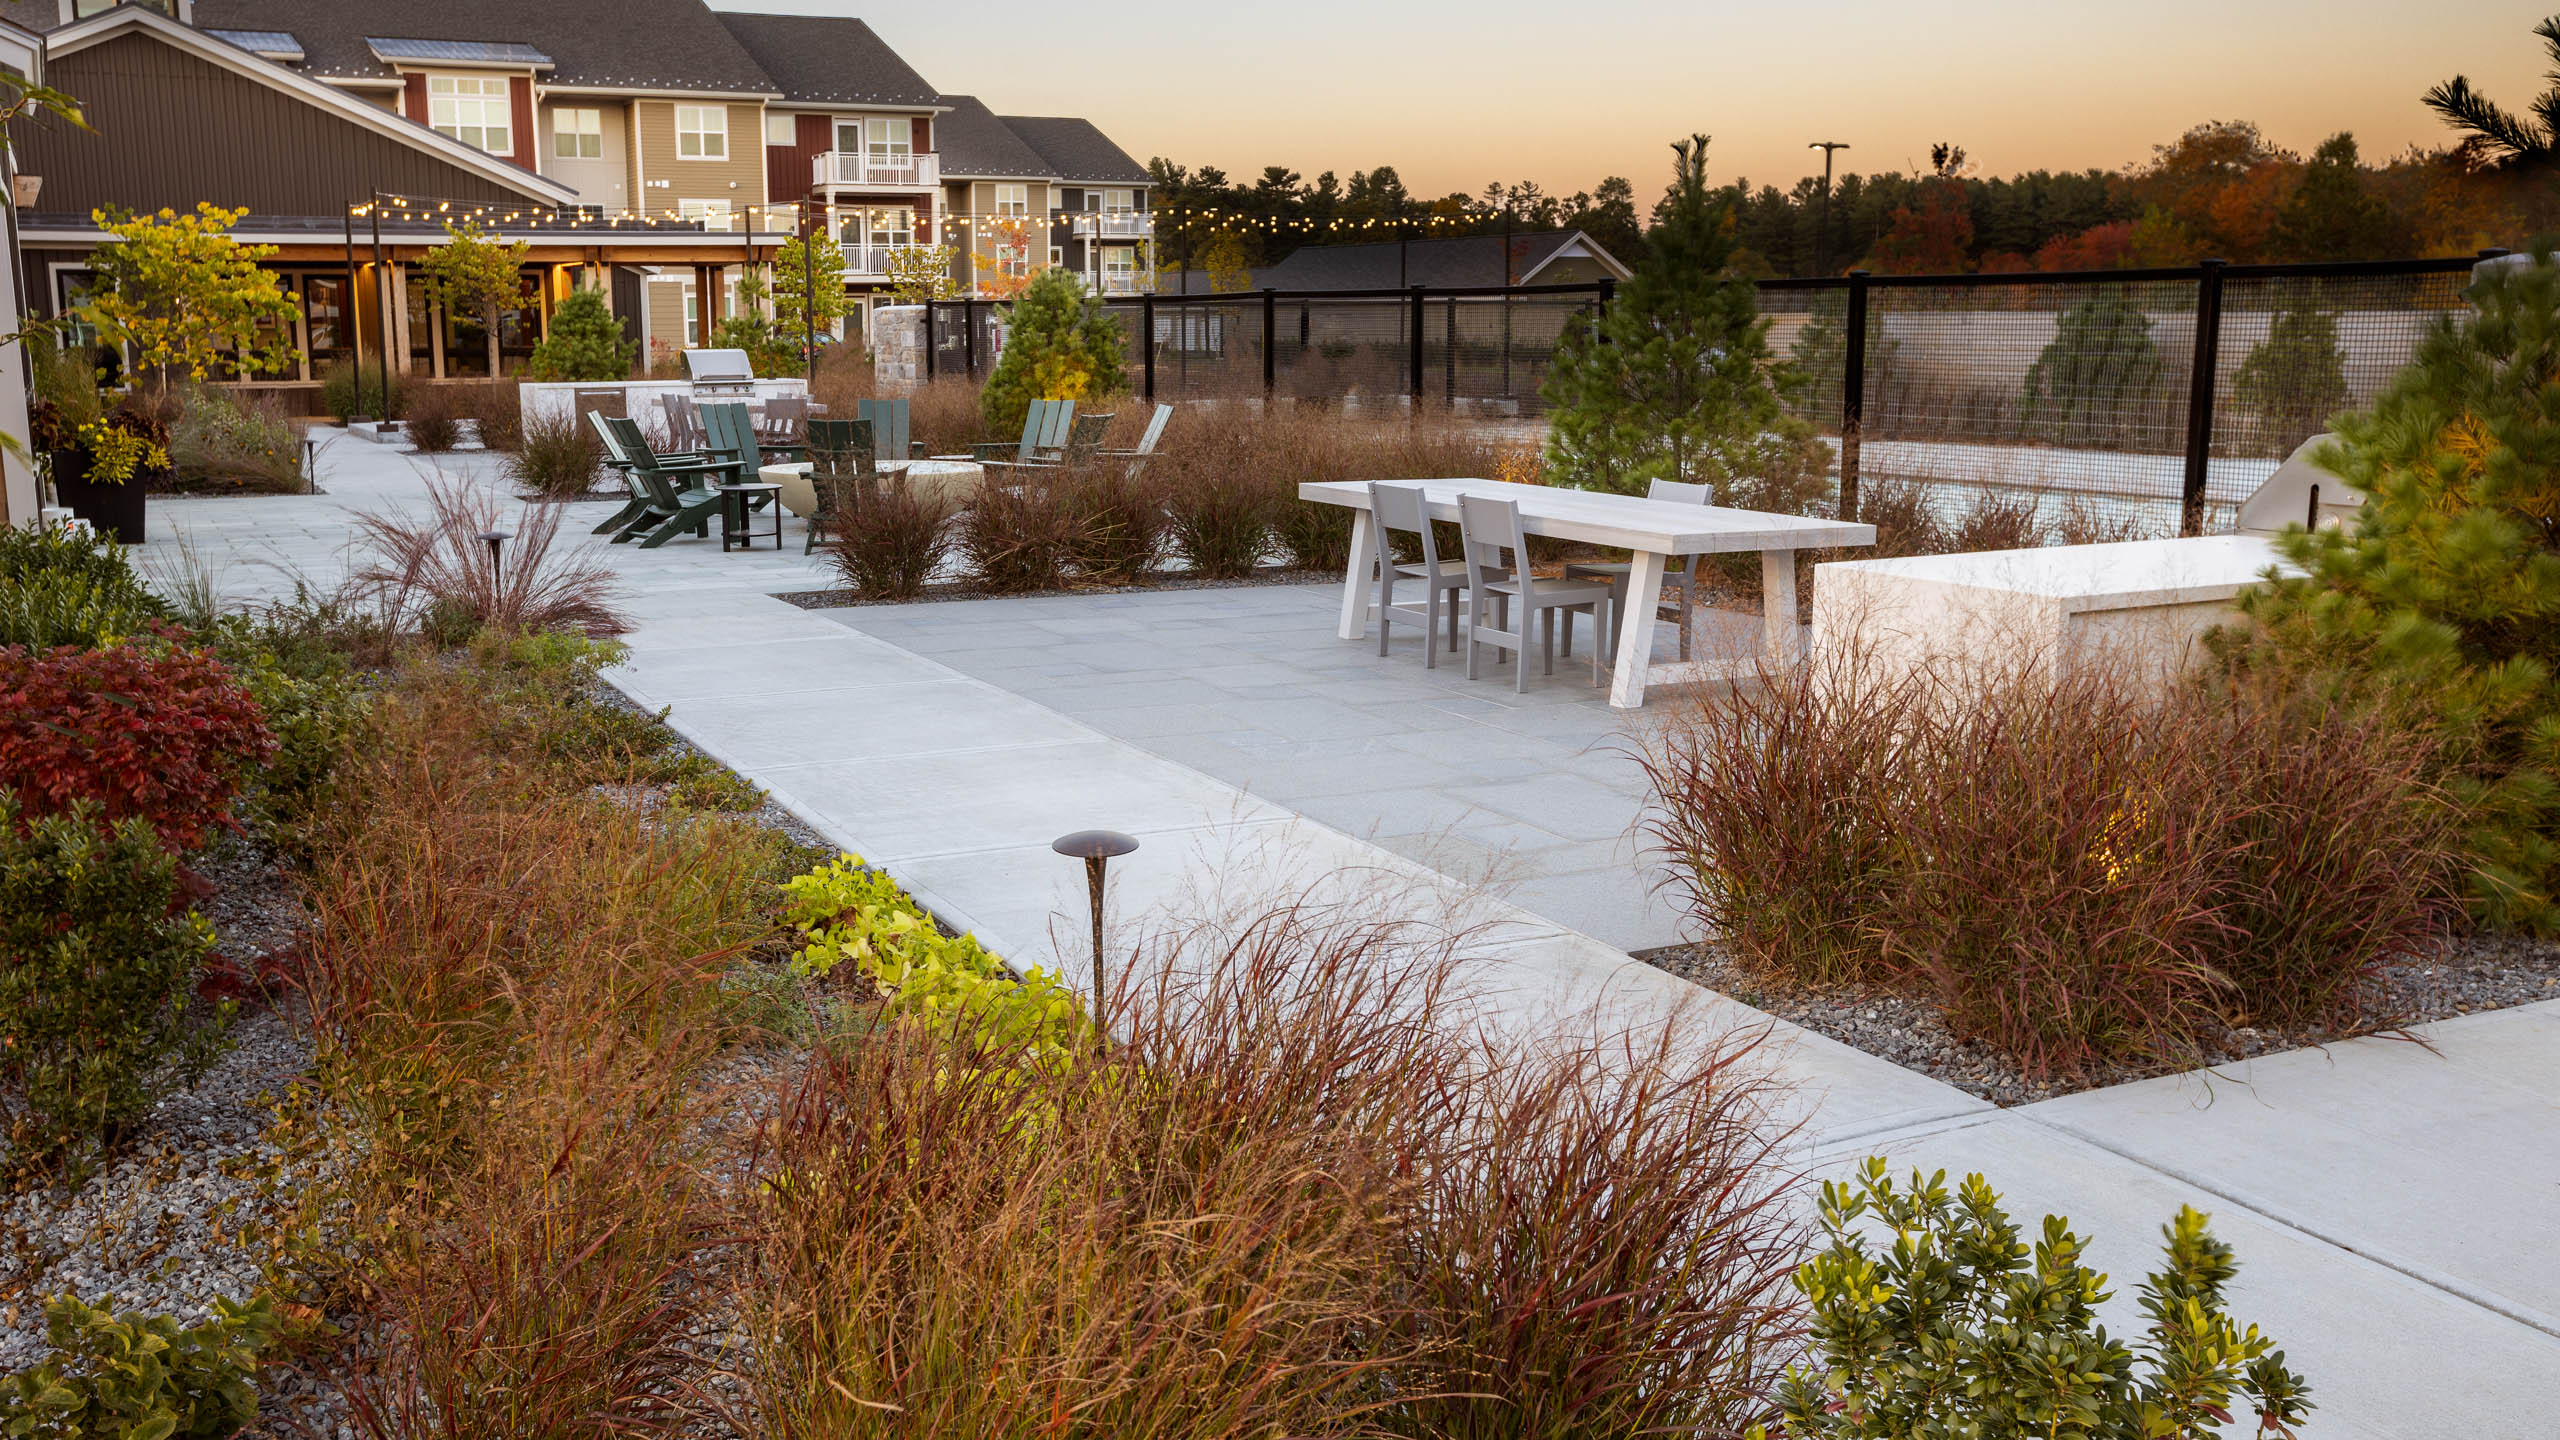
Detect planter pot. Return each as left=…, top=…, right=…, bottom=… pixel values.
left=50, top=447, right=148, bottom=544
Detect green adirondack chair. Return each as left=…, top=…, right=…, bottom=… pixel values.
left=980, top=410, right=1113, bottom=479
left=601, top=415, right=736, bottom=548
left=587, top=410, right=654, bottom=537
left=857, top=398, right=922, bottom=462
left=1098, top=404, right=1175, bottom=473
left=699, top=402, right=781, bottom=515
left=802, top=417, right=878, bottom=554
left=966, top=398, right=1076, bottom=465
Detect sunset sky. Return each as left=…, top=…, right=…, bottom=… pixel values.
left=714, top=1, right=2547, bottom=198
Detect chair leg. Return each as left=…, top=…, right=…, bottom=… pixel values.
left=1465, top=590, right=1484, bottom=680
left=1446, top=587, right=1461, bottom=653
left=1675, top=573, right=1695, bottom=661
left=1376, top=566, right=1393, bottom=658
left=1421, top=582, right=1438, bottom=670
left=1542, top=608, right=1557, bottom=676
left=1560, top=607, right=1573, bottom=659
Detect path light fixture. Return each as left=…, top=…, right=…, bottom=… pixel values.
left=1052, top=829, right=1138, bottom=1036
left=478, top=529, right=511, bottom=588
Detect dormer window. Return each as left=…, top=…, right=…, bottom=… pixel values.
left=428, top=75, right=512, bottom=154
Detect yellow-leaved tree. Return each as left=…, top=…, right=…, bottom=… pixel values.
left=416, top=220, right=531, bottom=377
left=80, top=204, right=301, bottom=383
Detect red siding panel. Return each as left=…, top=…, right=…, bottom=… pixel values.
left=763, top=112, right=830, bottom=211
left=509, top=77, right=536, bottom=171
left=403, top=72, right=428, bottom=125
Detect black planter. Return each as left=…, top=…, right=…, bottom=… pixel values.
left=50, top=447, right=148, bottom=544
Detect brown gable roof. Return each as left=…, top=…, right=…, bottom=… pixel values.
left=187, top=0, right=778, bottom=93
left=712, top=12, right=941, bottom=109
left=997, top=114, right=1149, bottom=186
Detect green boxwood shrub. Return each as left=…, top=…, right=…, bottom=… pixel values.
left=0, top=794, right=226, bottom=1161
left=0, top=524, right=169, bottom=650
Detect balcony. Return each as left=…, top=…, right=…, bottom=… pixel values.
left=840, top=243, right=940, bottom=278
left=1097, top=271, right=1151, bottom=296
left=812, top=151, right=940, bottom=190
left=1069, top=212, right=1151, bottom=240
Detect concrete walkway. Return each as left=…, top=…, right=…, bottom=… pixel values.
left=150, top=440, right=2560, bottom=1438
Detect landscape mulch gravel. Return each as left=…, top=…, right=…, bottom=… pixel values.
left=1639, top=934, right=2560, bottom=1107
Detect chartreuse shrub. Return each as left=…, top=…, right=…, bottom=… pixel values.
left=1756, top=1160, right=2313, bottom=1440
left=2216, top=244, right=2560, bottom=931
left=0, top=1293, right=279, bottom=1438
left=781, top=853, right=1087, bottom=1059
left=977, top=267, right=1125, bottom=442
left=0, top=794, right=225, bottom=1162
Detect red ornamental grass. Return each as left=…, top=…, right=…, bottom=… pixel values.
left=0, top=641, right=275, bottom=851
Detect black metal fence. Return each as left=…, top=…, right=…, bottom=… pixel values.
left=917, top=252, right=2503, bottom=537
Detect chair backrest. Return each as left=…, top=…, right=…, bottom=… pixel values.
left=856, top=397, right=910, bottom=463
left=1063, top=411, right=1112, bottom=463
left=1012, top=397, right=1075, bottom=461
left=808, top=418, right=877, bottom=481
left=588, top=409, right=633, bottom=465
left=1456, top=492, right=1525, bottom=591
left=662, top=392, right=703, bottom=451
left=760, top=394, right=808, bottom=440
left=1132, top=403, right=1174, bottom=456
left=602, top=416, right=682, bottom=502
left=573, top=387, right=627, bottom=420
left=1647, top=478, right=1713, bottom=506
left=1368, top=482, right=1438, bottom=569
left=699, top=402, right=758, bottom=469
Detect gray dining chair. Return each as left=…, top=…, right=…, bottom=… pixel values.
left=1368, top=482, right=1468, bottom=667
left=1561, top=478, right=1712, bottom=664
left=1458, top=492, right=1613, bottom=692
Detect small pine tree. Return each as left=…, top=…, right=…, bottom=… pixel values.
left=2217, top=247, right=2560, bottom=930
left=526, top=287, right=635, bottom=382
left=2019, top=294, right=2167, bottom=447
left=2229, top=304, right=2349, bottom=453
left=1542, top=135, right=1799, bottom=499
left=979, top=268, right=1126, bottom=440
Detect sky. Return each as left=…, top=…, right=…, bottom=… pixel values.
left=711, top=1, right=2549, bottom=199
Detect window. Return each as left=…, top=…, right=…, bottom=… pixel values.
left=834, top=116, right=909, bottom=165
left=836, top=206, right=915, bottom=255
left=553, top=107, right=601, bottom=160
left=679, top=198, right=734, bottom=230
left=992, top=183, right=1027, bottom=217
left=429, top=75, right=512, bottom=155
left=675, top=104, right=727, bottom=159
left=1103, top=249, right=1137, bottom=286
left=765, top=112, right=797, bottom=146
left=1102, top=188, right=1135, bottom=215
left=682, top=285, right=698, bottom=346
left=1048, top=246, right=1063, bottom=267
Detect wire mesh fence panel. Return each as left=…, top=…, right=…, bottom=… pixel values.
left=2207, top=268, right=2472, bottom=461
left=1762, top=283, right=1849, bottom=430
left=1147, top=298, right=1266, bottom=400
left=1422, top=293, right=1605, bottom=418
left=1273, top=296, right=1410, bottom=409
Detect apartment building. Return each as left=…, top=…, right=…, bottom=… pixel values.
left=935, top=96, right=1152, bottom=299
left=8, top=0, right=1149, bottom=384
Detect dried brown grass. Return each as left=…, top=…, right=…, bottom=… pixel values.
left=351, top=477, right=628, bottom=638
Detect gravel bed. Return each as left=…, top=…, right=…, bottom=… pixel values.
left=773, top=564, right=1326, bottom=609
left=1640, top=933, right=2560, bottom=1107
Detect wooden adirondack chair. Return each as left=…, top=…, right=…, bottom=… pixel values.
left=963, top=398, right=1076, bottom=465
left=587, top=411, right=654, bottom=537
left=698, top=403, right=780, bottom=514
left=601, top=416, right=736, bottom=547
left=1097, top=404, right=1175, bottom=472
left=979, top=410, right=1113, bottom=480
left=801, top=418, right=879, bottom=554
left=856, top=398, right=921, bottom=463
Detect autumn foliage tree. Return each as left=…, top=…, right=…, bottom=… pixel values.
left=417, top=220, right=531, bottom=376
left=978, top=268, right=1126, bottom=439
left=79, top=204, right=301, bottom=383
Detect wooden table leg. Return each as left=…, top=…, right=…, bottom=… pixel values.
left=1336, top=509, right=1377, bottom=641
left=1761, top=548, right=1799, bottom=662
left=1608, top=549, right=1667, bottom=708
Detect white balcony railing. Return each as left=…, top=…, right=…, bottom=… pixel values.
left=812, top=151, right=940, bottom=189
left=1098, top=272, right=1150, bottom=296
left=839, top=244, right=939, bottom=277
left=1069, top=212, right=1151, bottom=239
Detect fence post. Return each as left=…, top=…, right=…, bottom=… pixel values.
left=1408, top=285, right=1426, bottom=404
left=1840, top=270, right=1869, bottom=523
left=963, top=298, right=978, bottom=379
left=1444, top=294, right=1458, bottom=407
left=1262, top=287, right=1277, bottom=396
left=2180, top=258, right=2227, bottom=537
left=1142, top=293, right=1156, bottom=402
left=923, top=300, right=936, bottom=382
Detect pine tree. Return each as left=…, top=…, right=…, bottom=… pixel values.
left=526, top=287, right=635, bottom=381
left=2272, top=134, right=2397, bottom=261
left=2219, top=247, right=2560, bottom=930
left=979, top=268, right=1127, bottom=440
left=2020, top=294, right=2167, bottom=447
left=2229, top=303, right=2349, bottom=452
left=1542, top=135, right=1800, bottom=499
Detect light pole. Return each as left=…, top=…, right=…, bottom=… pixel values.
left=1808, top=141, right=1850, bottom=278
left=1051, top=829, right=1138, bottom=1046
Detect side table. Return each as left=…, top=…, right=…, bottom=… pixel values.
left=717, top=481, right=783, bottom=551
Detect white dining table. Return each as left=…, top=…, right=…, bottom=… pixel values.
left=1300, top=477, right=1875, bottom=708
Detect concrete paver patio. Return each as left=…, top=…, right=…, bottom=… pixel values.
left=145, top=441, right=2560, bottom=1437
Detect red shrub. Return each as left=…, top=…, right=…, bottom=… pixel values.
left=0, top=642, right=275, bottom=850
